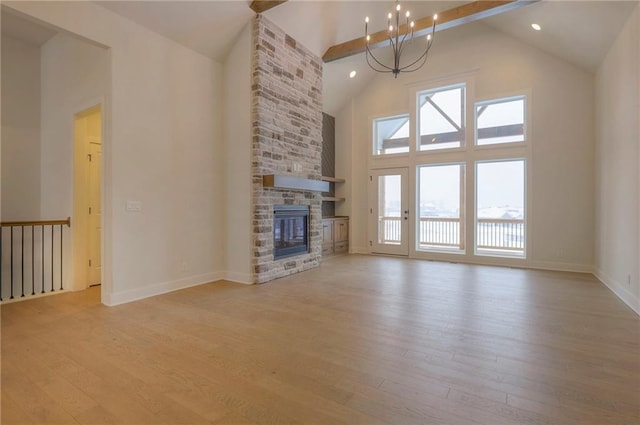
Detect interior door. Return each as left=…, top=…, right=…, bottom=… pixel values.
left=88, top=140, right=102, bottom=285
left=370, top=168, right=409, bottom=255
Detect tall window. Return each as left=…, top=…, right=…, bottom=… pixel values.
left=369, top=81, right=529, bottom=262
left=373, top=114, right=409, bottom=155
left=417, top=163, right=465, bottom=252
left=476, top=160, right=526, bottom=257
left=475, top=96, right=525, bottom=146
left=418, top=84, right=465, bottom=151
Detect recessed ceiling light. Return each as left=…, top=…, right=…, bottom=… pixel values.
left=349, top=70, right=357, bottom=79
left=531, top=23, right=541, bottom=31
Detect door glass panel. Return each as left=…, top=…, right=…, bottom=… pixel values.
left=378, top=175, right=402, bottom=244
left=476, top=160, right=525, bottom=257
left=418, top=163, right=464, bottom=252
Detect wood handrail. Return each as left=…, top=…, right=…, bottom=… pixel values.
left=1, top=217, right=71, bottom=227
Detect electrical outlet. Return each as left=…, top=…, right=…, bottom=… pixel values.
left=181, top=261, right=188, bottom=272
left=126, top=200, right=142, bottom=212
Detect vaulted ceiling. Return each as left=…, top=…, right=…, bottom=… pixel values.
left=94, top=0, right=638, bottom=114
left=3, top=1, right=637, bottom=114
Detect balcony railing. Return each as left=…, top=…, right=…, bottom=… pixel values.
left=378, top=216, right=524, bottom=253
left=419, top=217, right=461, bottom=248
left=378, top=216, right=402, bottom=244
left=477, top=218, right=524, bottom=251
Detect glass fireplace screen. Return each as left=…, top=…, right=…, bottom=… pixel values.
left=273, top=205, right=309, bottom=260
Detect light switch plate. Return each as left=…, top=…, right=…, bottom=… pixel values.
left=126, top=200, right=142, bottom=212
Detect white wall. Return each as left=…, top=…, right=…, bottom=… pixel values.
left=334, top=98, right=356, bottom=247
left=40, top=33, right=109, bottom=220
left=222, top=23, right=252, bottom=283
left=335, top=22, right=595, bottom=270
left=6, top=1, right=224, bottom=305
left=595, top=5, right=639, bottom=314
left=1, top=35, right=41, bottom=221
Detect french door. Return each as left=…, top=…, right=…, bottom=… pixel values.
left=370, top=168, right=409, bottom=256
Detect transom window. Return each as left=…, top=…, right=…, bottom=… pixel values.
left=373, top=114, right=410, bottom=155
left=475, top=96, right=525, bottom=146
left=418, top=84, right=465, bottom=151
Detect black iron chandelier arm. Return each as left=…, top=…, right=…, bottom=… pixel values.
left=396, top=29, right=412, bottom=60
left=399, top=22, right=436, bottom=72
left=398, top=50, right=429, bottom=73
left=365, top=45, right=394, bottom=73
left=398, top=43, right=432, bottom=72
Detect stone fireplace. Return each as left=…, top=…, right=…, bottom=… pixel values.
left=251, top=15, right=323, bottom=283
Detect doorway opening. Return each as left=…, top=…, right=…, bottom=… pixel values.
left=73, top=105, right=102, bottom=289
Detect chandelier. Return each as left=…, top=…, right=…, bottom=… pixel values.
left=365, top=0, right=437, bottom=78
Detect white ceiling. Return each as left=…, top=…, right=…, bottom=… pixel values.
left=91, top=1, right=637, bottom=68
left=483, top=0, right=637, bottom=72
left=2, top=1, right=637, bottom=114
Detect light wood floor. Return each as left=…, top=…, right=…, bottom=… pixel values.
left=2, top=255, right=639, bottom=425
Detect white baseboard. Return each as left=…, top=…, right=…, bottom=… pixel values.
left=105, top=272, right=222, bottom=306
left=528, top=260, right=594, bottom=274
left=594, top=268, right=640, bottom=316
left=222, top=271, right=253, bottom=285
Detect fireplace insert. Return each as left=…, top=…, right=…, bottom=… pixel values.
left=273, top=205, right=309, bottom=260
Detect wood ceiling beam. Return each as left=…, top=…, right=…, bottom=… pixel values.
left=249, top=0, right=288, bottom=14
left=323, top=0, right=539, bottom=63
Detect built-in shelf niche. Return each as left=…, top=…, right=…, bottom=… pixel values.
left=321, top=176, right=345, bottom=183
left=321, top=176, right=345, bottom=202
